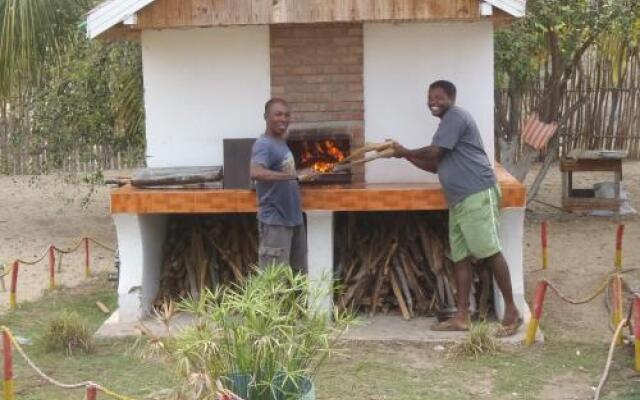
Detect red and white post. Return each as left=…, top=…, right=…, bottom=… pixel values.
left=541, top=221, right=548, bottom=270
left=2, top=329, right=14, bottom=400
left=525, top=280, right=549, bottom=345
left=86, top=384, right=98, bottom=400
left=9, top=261, right=18, bottom=310
left=84, top=238, right=91, bottom=278
left=633, top=296, right=640, bottom=372
left=48, top=245, right=56, bottom=290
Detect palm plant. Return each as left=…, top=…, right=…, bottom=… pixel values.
left=0, top=0, right=145, bottom=170
left=163, top=265, right=354, bottom=400
left=0, top=0, right=92, bottom=98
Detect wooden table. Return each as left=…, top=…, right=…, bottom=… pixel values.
left=560, top=150, right=626, bottom=212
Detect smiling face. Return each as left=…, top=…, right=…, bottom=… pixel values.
left=265, top=101, right=291, bottom=138
left=427, top=87, right=455, bottom=119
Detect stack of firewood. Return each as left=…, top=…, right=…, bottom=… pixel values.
left=154, top=214, right=258, bottom=307
left=334, top=212, right=493, bottom=320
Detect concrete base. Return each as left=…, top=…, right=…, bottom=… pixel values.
left=97, top=303, right=539, bottom=345
left=96, top=309, right=195, bottom=338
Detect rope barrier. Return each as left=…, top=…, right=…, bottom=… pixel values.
left=88, top=237, right=116, bottom=252
left=545, top=276, right=611, bottom=305
left=15, top=246, right=51, bottom=266
left=5, top=236, right=115, bottom=309
left=53, top=239, right=84, bottom=255
left=593, top=318, right=629, bottom=400
left=1, top=326, right=138, bottom=400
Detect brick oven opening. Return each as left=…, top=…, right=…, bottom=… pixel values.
left=287, top=130, right=351, bottom=184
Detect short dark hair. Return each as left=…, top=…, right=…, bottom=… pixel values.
left=429, top=80, right=457, bottom=100
left=264, top=98, right=289, bottom=115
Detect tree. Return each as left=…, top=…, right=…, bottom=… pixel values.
left=0, top=0, right=145, bottom=173
left=0, top=0, right=92, bottom=98
left=495, top=0, right=640, bottom=184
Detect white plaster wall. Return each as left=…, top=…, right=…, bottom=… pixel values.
left=495, top=208, right=528, bottom=320
left=139, top=214, right=168, bottom=314
left=141, top=27, right=271, bottom=168
left=306, top=211, right=334, bottom=315
left=114, top=214, right=167, bottom=323
left=363, top=22, right=495, bottom=183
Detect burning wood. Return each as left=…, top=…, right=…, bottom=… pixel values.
left=334, top=212, right=493, bottom=320
left=153, top=214, right=258, bottom=307
left=298, top=139, right=347, bottom=173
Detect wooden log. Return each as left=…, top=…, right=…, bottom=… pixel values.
left=390, top=270, right=412, bottom=321
left=394, top=262, right=413, bottom=317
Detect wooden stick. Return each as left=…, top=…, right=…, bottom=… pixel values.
left=395, top=263, right=414, bottom=317
left=390, top=270, right=412, bottom=321
left=96, top=301, right=111, bottom=314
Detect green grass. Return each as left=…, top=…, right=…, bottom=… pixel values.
left=1, top=279, right=639, bottom=399
left=0, top=278, right=176, bottom=400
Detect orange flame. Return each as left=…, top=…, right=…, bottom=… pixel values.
left=297, top=139, right=346, bottom=173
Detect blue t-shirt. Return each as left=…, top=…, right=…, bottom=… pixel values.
left=431, top=106, right=496, bottom=206
left=250, top=135, right=303, bottom=227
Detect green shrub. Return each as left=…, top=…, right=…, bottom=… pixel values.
left=162, top=265, right=353, bottom=399
left=42, top=311, right=92, bottom=356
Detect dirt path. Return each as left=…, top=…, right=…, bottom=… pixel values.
left=1, top=162, right=639, bottom=344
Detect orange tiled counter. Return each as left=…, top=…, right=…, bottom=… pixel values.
left=111, top=165, right=525, bottom=214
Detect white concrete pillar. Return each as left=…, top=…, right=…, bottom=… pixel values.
left=494, top=207, right=527, bottom=320
left=305, top=211, right=334, bottom=315
left=113, top=214, right=167, bottom=322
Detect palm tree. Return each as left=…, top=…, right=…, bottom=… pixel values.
left=0, top=0, right=144, bottom=172
left=0, top=0, right=93, bottom=99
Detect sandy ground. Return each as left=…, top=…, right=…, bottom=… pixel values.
left=0, top=174, right=118, bottom=311
left=1, top=163, right=639, bottom=343
left=523, top=161, right=640, bottom=342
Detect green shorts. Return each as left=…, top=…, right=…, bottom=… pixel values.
left=449, top=185, right=502, bottom=263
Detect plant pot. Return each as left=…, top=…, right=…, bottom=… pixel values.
left=271, top=374, right=316, bottom=400
left=221, top=373, right=315, bottom=400
left=223, top=373, right=253, bottom=399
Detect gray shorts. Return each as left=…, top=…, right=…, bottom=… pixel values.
left=258, top=222, right=308, bottom=274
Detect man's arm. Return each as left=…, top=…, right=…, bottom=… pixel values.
left=250, top=163, right=297, bottom=181
left=406, top=154, right=438, bottom=173
left=393, top=144, right=446, bottom=174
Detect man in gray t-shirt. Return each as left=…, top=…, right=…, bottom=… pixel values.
left=250, top=98, right=315, bottom=273
left=392, top=80, right=521, bottom=336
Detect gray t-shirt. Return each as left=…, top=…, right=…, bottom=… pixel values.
left=251, top=135, right=303, bottom=227
left=431, top=106, right=496, bottom=206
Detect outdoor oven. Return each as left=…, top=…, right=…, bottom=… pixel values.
left=222, top=131, right=352, bottom=189
left=287, top=129, right=352, bottom=184
left=91, top=1, right=529, bottom=332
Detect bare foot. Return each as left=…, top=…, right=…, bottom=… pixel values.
left=501, top=306, right=520, bottom=327
left=432, top=315, right=470, bottom=331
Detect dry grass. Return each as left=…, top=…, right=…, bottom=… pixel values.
left=41, top=311, right=93, bottom=356
left=447, top=323, right=499, bottom=360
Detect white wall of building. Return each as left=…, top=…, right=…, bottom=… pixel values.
left=363, top=21, right=495, bottom=184
left=141, top=27, right=271, bottom=168
left=114, top=214, right=167, bottom=323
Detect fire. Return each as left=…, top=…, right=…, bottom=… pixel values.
left=313, top=161, right=336, bottom=173
left=296, top=139, right=347, bottom=173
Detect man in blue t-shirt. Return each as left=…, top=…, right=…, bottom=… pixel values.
left=250, top=98, right=314, bottom=273
left=391, top=81, right=521, bottom=336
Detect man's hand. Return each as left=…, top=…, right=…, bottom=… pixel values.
left=297, top=167, right=319, bottom=182
left=387, top=140, right=409, bottom=158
